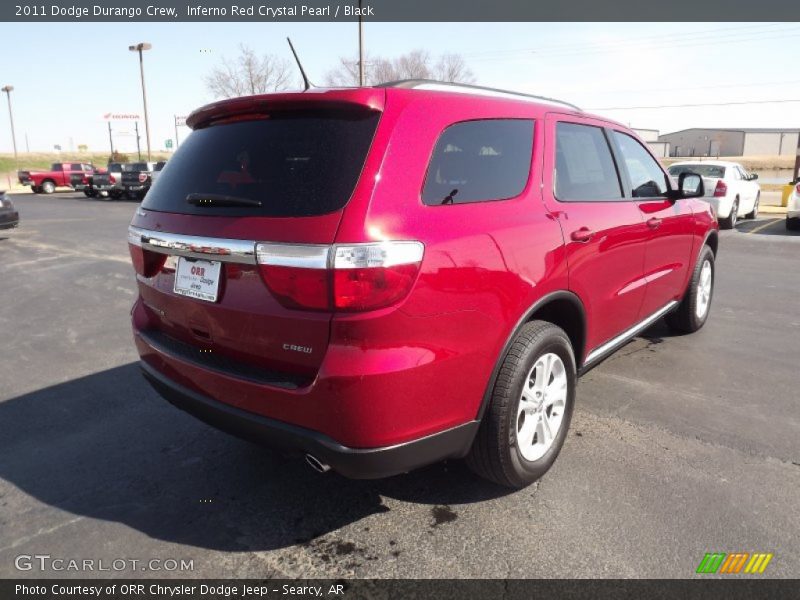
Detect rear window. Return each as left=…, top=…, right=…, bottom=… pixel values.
left=422, top=119, right=534, bottom=205
left=130, top=163, right=150, bottom=171
left=668, top=164, right=726, bottom=178
left=142, top=111, right=380, bottom=217
left=108, top=163, right=122, bottom=171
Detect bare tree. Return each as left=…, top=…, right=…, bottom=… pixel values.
left=324, top=49, right=475, bottom=87
left=205, top=44, right=294, bottom=99
left=434, top=54, right=476, bottom=84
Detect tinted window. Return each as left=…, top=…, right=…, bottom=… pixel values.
left=555, top=123, right=622, bottom=201
left=51, top=164, right=63, bottom=172
left=669, top=164, right=726, bottom=179
left=422, top=119, right=533, bottom=205
left=613, top=132, right=668, bottom=198
left=108, top=163, right=122, bottom=171
left=69, top=163, right=83, bottom=171
left=131, top=163, right=149, bottom=171
left=143, top=111, right=380, bottom=217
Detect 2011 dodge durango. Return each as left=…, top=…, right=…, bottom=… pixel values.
left=128, top=81, right=717, bottom=488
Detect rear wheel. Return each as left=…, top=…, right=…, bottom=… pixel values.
left=31, top=185, right=42, bottom=194
left=41, top=180, right=56, bottom=194
left=466, top=320, right=576, bottom=488
left=110, top=190, right=122, bottom=200
left=787, top=217, right=800, bottom=231
left=666, top=245, right=715, bottom=334
left=719, top=198, right=738, bottom=229
left=745, top=193, right=760, bottom=219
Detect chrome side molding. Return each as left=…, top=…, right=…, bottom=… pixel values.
left=583, top=300, right=679, bottom=367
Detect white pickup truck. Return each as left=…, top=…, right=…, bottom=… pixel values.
left=668, top=161, right=760, bottom=229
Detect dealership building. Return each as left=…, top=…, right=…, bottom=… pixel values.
left=657, top=128, right=800, bottom=158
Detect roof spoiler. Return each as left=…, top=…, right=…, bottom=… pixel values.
left=186, top=88, right=385, bottom=130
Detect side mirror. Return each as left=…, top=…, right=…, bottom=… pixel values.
left=669, top=172, right=704, bottom=200
left=750, top=173, right=759, bottom=181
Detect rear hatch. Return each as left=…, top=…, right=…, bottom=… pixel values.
left=130, top=98, right=383, bottom=383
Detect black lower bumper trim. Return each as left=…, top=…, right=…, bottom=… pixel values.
left=140, top=361, right=480, bottom=479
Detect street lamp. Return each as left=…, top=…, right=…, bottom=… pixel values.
left=128, top=42, right=152, bottom=161
left=1, top=85, right=18, bottom=168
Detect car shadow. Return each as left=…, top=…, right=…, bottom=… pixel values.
left=734, top=217, right=800, bottom=236
left=0, top=363, right=509, bottom=553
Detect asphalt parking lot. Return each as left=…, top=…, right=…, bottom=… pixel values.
left=1, top=191, right=798, bottom=579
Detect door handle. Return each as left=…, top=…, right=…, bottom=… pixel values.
left=647, top=217, right=663, bottom=229
left=570, top=227, right=594, bottom=243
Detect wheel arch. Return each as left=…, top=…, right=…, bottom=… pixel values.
left=476, top=290, right=586, bottom=421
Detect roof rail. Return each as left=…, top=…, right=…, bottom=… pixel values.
left=378, top=79, right=582, bottom=112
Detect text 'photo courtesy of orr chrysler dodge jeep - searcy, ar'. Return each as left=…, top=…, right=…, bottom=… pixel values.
left=127, top=81, right=717, bottom=489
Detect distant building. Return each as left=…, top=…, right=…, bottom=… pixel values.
left=632, top=128, right=670, bottom=158
left=658, top=128, right=800, bottom=158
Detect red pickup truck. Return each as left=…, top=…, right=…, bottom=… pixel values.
left=18, top=162, right=102, bottom=195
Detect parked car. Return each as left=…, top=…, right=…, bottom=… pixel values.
left=121, top=162, right=157, bottom=199
left=151, top=161, right=167, bottom=184
left=92, top=162, right=129, bottom=199
left=128, top=82, right=717, bottom=488
left=0, top=191, right=19, bottom=229
left=786, top=181, right=800, bottom=231
left=668, top=161, right=760, bottom=229
left=18, top=162, right=99, bottom=195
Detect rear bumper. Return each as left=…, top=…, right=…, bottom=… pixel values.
left=141, top=360, right=479, bottom=479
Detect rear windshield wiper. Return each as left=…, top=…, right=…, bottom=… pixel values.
left=186, top=193, right=262, bottom=208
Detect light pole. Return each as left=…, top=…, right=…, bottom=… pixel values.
left=1, top=85, right=18, bottom=168
left=129, top=42, right=152, bottom=161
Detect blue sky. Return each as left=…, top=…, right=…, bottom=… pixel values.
left=1, top=22, right=799, bottom=154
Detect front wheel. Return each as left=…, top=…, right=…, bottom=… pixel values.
left=466, top=320, right=576, bottom=488
left=666, top=245, right=715, bottom=334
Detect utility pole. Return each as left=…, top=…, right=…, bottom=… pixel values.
left=1, top=85, right=18, bottom=169
left=135, top=121, right=142, bottom=160
left=794, top=132, right=800, bottom=184
left=174, top=115, right=180, bottom=148
left=107, top=122, right=114, bottom=155
left=357, top=0, right=364, bottom=86
left=129, top=42, right=152, bottom=160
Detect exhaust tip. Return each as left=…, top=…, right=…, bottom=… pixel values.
left=305, top=454, right=331, bottom=474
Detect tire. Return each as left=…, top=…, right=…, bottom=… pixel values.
left=110, top=190, right=122, bottom=200
left=719, top=198, right=738, bottom=229
left=666, top=245, right=715, bottom=334
left=31, top=186, right=42, bottom=194
left=466, top=320, right=576, bottom=488
left=83, top=188, right=95, bottom=198
left=41, top=180, right=56, bottom=194
left=745, top=193, right=760, bottom=219
left=787, top=217, right=800, bottom=231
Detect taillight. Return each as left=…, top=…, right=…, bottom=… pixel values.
left=128, top=229, right=166, bottom=277
left=256, top=241, right=424, bottom=312
left=109, top=174, right=116, bottom=184
left=138, top=172, right=148, bottom=184
left=795, top=183, right=800, bottom=194
left=713, top=180, right=727, bottom=197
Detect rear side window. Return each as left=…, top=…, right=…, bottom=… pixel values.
left=555, top=123, right=622, bottom=201
left=422, top=119, right=534, bottom=205
left=142, top=111, right=380, bottom=217
left=69, top=163, right=82, bottom=171
left=612, top=131, right=669, bottom=198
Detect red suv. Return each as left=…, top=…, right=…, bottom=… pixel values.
left=129, top=81, right=717, bottom=488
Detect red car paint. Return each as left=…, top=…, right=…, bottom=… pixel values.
left=129, top=85, right=717, bottom=476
